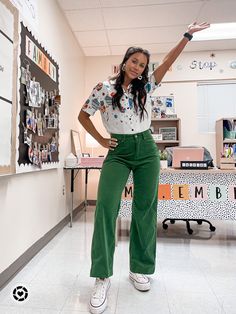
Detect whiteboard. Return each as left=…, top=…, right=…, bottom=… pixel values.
left=0, top=99, right=11, bottom=166
left=0, top=1, right=13, bottom=39
left=0, top=0, right=17, bottom=174
left=0, top=34, right=13, bottom=101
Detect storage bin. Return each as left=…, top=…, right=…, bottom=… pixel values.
left=79, top=157, right=104, bottom=167
left=223, top=127, right=236, bottom=139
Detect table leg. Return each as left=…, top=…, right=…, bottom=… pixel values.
left=69, top=168, right=74, bottom=227
left=85, top=168, right=88, bottom=211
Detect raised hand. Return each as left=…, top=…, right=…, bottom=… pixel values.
left=187, top=22, right=210, bottom=35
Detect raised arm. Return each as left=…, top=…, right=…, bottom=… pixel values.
left=153, top=22, right=210, bottom=84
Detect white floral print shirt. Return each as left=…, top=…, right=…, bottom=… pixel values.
left=82, top=74, right=158, bottom=134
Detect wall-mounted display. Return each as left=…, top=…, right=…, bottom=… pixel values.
left=151, top=95, right=174, bottom=119
left=18, top=23, right=60, bottom=169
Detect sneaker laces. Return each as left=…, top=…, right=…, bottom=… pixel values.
left=92, top=279, right=107, bottom=300
left=137, top=273, right=147, bottom=279
left=132, top=273, right=148, bottom=282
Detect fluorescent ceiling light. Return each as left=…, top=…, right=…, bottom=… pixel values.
left=192, top=23, right=236, bottom=41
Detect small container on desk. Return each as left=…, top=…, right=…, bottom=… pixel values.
left=220, top=157, right=235, bottom=170
left=79, top=157, right=105, bottom=167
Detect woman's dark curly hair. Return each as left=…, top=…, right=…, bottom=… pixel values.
left=112, top=47, right=150, bottom=121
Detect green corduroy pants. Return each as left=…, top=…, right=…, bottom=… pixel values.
left=90, top=129, right=160, bottom=278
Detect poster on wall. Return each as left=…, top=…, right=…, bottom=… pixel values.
left=0, top=0, right=18, bottom=175
left=151, top=96, right=175, bottom=119
left=18, top=23, right=60, bottom=171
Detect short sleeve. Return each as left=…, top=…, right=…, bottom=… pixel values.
left=82, top=82, right=107, bottom=116
left=145, top=71, right=159, bottom=95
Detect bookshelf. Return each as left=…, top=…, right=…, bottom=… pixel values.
left=215, top=118, right=236, bottom=168
left=150, top=118, right=181, bottom=151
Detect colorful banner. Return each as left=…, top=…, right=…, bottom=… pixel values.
left=173, top=184, right=189, bottom=200
left=25, top=36, right=56, bottom=82
left=122, top=184, right=236, bottom=201
left=158, top=184, right=171, bottom=200
left=209, top=185, right=227, bottom=201
left=190, top=185, right=208, bottom=200
left=229, top=185, right=236, bottom=201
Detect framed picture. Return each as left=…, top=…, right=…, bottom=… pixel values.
left=159, top=127, right=177, bottom=141
left=71, top=130, right=82, bottom=158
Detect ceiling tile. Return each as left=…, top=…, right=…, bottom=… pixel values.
left=199, top=0, right=236, bottom=23
left=65, top=9, right=104, bottom=31
left=101, top=0, right=199, bottom=7
left=138, top=43, right=180, bottom=55
left=75, top=31, right=108, bottom=47
left=57, top=0, right=101, bottom=10
left=110, top=45, right=132, bottom=55
left=83, top=46, right=110, bottom=56
left=107, top=26, right=187, bottom=46
left=110, top=43, right=177, bottom=55
left=102, top=2, right=201, bottom=29
left=57, top=0, right=236, bottom=56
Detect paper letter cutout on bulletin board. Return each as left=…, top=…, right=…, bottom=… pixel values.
left=173, top=184, right=189, bottom=200
left=190, top=185, right=208, bottom=200
left=228, top=186, right=236, bottom=201
left=158, top=184, right=171, bottom=200
left=209, top=185, right=227, bottom=201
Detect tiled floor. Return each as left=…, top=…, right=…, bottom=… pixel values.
left=1, top=207, right=236, bottom=313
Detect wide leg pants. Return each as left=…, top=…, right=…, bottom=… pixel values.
left=90, top=129, right=160, bottom=278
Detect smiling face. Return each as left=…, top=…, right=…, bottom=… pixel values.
left=123, top=52, right=148, bottom=83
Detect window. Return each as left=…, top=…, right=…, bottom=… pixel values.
left=197, top=81, right=236, bottom=133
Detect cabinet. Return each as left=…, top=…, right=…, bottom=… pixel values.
left=215, top=118, right=236, bottom=168
left=150, top=118, right=181, bottom=151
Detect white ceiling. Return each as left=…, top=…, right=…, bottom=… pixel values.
left=57, top=0, right=236, bottom=56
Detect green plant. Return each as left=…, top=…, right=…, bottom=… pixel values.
left=159, top=150, right=168, bottom=160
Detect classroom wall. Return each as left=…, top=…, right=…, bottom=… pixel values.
left=0, top=0, right=85, bottom=273
left=82, top=50, right=236, bottom=199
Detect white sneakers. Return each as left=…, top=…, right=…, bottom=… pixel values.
left=89, top=273, right=150, bottom=313
left=129, top=271, right=151, bottom=291
left=89, top=278, right=110, bottom=314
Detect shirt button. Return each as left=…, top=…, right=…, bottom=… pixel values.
left=134, top=135, right=137, bottom=138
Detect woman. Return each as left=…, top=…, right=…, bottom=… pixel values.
left=78, top=22, right=209, bottom=314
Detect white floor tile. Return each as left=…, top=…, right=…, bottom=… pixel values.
left=1, top=208, right=236, bottom=314
left=0, top=306, right=59, bottom=313
left=216, top=293, right=236, bottom=314
left=168, top=291, right=223, bottom=314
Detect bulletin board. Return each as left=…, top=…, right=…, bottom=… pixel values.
left=18, top=23, right=60, bottom=170
left=151, top=95, right=175, bottom=119
left=0, top=0, right=18, bottom=175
